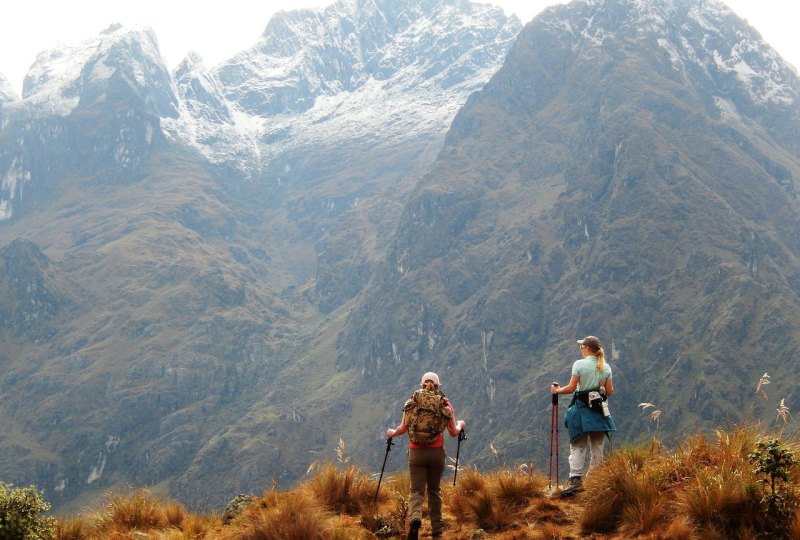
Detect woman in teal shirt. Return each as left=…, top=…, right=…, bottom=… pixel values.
left=551, top=335, right=616, bottom=493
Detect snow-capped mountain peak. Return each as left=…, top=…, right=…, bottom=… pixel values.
left=162, top=0, right=520, bottom=178
left=20, top=23, right=178, bottom=118
left=542, top=0, right=797, bottom=107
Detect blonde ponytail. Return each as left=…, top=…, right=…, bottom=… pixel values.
left=596, top=347, right=605, bottom=373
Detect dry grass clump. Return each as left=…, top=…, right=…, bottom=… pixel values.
left=579, top=425, right=800, bottom=538
left=218, top=490, right=331, bottom=539
left=54, top=489, right=219, bottom=539
left=55, top=517, right=86, bottom=540
left=219, top=462, right=388, bottom=539
left=579, top=445, right=668, bottom=535
left=94, top=489, right=171, bottom=532
left=447, top=467, right=549, bottom=532
left=303, top=461, right=376, bottom=515
left=359, top=472, right=410, bottom=536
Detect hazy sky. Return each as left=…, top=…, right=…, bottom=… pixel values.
left=1, top=0, right=798, bottom=95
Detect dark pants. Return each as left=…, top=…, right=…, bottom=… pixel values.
left=408, top=446, right=446, bottom=536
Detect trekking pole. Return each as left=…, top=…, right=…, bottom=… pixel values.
left=549, top=383, right=559, bottom=489
left=373, top=437, right=394, bottom=503
left=453, top=428, right=467, bottom=486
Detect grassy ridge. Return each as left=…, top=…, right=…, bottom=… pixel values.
left=39, top=424, right=800, bottom=539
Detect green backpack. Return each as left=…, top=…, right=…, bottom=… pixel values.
left=403, top=389, right=452, bottom=444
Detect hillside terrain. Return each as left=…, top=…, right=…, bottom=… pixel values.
left=0, top=0, right=800, bottom=514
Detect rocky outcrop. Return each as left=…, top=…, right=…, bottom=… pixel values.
left=0, top=239, right=73, bottom=335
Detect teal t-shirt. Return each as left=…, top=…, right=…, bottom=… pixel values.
left=571, top=355, right=612, bottom=390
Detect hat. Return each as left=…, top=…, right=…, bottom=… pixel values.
left=577, top=336, right=601, bottom=350
left=421, top=372, right=440, bottom=386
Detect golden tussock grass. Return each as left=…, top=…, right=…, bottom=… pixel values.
left=55, top=489, right=219, bottom=540
left=303, top=461, right=376, bottom=515
left=52, top=425, right=800, bottom=539
left=218, top=490, right=331, bottom=540
left=447, top=467, right=551, bottom=533
left=579, top=425, right=797, bottom=539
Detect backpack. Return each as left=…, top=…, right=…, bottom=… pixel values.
left=403, top=389, right=452, bottom=445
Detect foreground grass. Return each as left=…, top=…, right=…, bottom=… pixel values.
left=48, top=426, right=800, bottom=539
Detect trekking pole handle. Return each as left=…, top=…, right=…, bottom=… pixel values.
left=385, top=436, right=394, bottom=451
left=552, top=382, right=559, bottom=405
left=458, top=429, right=467, bottom=442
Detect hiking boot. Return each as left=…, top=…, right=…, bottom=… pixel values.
left=407, top=518, right=422, bottom=540
left=560, top=476, right=583, bottom=497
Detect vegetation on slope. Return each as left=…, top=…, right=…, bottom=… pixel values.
left=6, top=424, right=800, bottom=539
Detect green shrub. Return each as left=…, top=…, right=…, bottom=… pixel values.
left=748, top=437, right=799, bottom=534
left=0, top=481, right=56, bottom=540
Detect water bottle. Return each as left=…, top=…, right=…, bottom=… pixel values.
left=600, top=400, right=610, bottom=417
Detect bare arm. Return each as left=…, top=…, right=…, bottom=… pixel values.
left=446, top=403, right=466, bottom=436
left=551, top=375, right=579, bottom=395
left=386, top=413, right=408, bottom=438
left=603, top=378, right=614, bottom=397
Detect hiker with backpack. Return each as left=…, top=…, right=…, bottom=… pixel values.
left=386, top=372, right=466, bottom=540
left=550, top=335, right=616, bottom=495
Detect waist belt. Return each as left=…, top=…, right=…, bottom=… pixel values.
left=572, top=388, right=606, bottom=408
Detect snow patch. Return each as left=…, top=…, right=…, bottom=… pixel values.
left=1, top=158, right=31, bottom=221
left=713, top=96, right=741, bottom=120
left=86, top=452, right=106, bottom=484
left=657, top=38, right=682, bottom=69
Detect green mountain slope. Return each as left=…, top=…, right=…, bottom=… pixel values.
left=336, top=0, right=800, bottom=474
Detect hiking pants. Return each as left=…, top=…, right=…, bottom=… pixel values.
left=408, top=446, right=446, bottom=535
left=568, top=431, right=606, bottom=478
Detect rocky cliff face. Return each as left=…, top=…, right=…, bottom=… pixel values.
left=0, top=239, right=74, bottom=335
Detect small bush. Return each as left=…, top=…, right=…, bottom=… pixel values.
left=0, top=481, right=57, bottom=540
